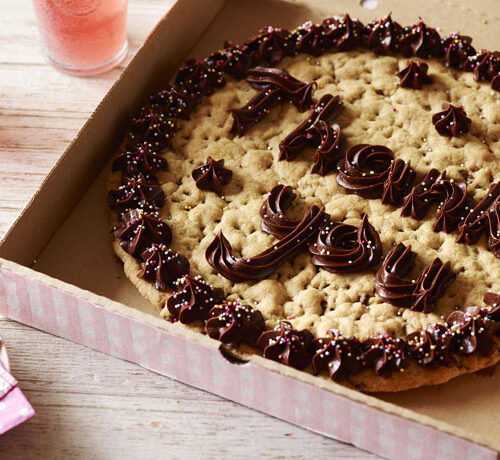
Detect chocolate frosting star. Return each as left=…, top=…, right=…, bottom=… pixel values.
left=257, top=321, right=315, bottom=370
left=192, top=157, right=232, bottom=194
left=457, top=182, right=500, bottom=247
left=309, top=214, right=382, bottom=273
left=466, top=51, right=500, bottom=82
left=401, top=168, right=441, bottom=219
left=174, top=58, right=225, bottom=96
left=322, top=14, right=365, bottom=52
left=381, top=159, right=416, bottom=206
left=336, top=144, right=395, bottom=198
left=167, top=275, right=225, bottom=324
left=312, top=331, right=362, bottom=381
left=114, top=209, right=172, bottom=258
left=112, top=141, right=167, bottom=179
left=447, top=307, right=497, bottom=356
left=441, top=34, right=476, bottom=69
left=397, top=61, right=432, bottom=89
left=295, top=21, right=327, bottom=56
left=138, top=244, right=190, bottom=291
left=259, top=184, right=299, bottom=238
left=375, top=243, right=455, bottom=313
left=244, top=26, right=294, bottom=65
left=205, top=300, right=265, bottom=347
left=399, top=19, right=444, bottom=58
left=148, top=84, right=200, bottom=120
left=107, top=175, right=165, bottom=213
left=205, top=206, right=327, bottom=282
left=126, top=105, right=176, bottom=149
left=406, top=324, right=455, bottom=367
left=363, top=14, right=403, bottom=55
left=362, top=335, right=407, bottom=376
left=432, top=104, right=471, bottom=137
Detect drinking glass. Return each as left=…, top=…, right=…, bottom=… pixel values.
left=32, top=0, right=129, bottom=76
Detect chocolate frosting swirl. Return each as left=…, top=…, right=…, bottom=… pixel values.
left=399, top=19, right=444, bottom=58
left=363, top=14, right=403, bottom=55
left=322, top=14, right=365, bottom=52
left=257, top=321, right=315, bottom=370
left=375, top=243, right=455, bottom=312
left=447, top=307, right=496, bottom=356
left=312, top=331, right=362, bottom=381
left=126, top=105, right=176, bottom=149
left=259, top=184, right=299, bottom=238
left=205, top=206, right=327, bottom=282
left=174, top=58, right=225, bottom=96
left=114, top=209, right=172, bottom=258
left=467, top=51, right=500, bottom=82
left=362, top=335, right=407, bottom=376
left=457, top=182, right=500, bottom=246
left=381, top=159, right=416, bottom=206
left=148, top=84, right=199, bottom=120
left=205, top=300, right=265, bottom=347
left=279, top=94, right=343, bottom=175
left=441, top=34, right=476, bottom=69
left=401, top=168, right=440, bottom=219
left=406, top=324, right=455, bottom=366
left=309, top=214, right=382, bottom=273
left=167, top=275, right=225, bottom=324
left=112, top=141, right=167, bottom=179
left=138, top=244, right=190, bottom=291
left=107, top=175, right=165, bottom=213
left=192, top=157, right=232, bottom=194
left=336, top=144, right=394, bottom=198
left=397, top=60, right=432, bottom=89
left=432, top=103, right=471, bottom=137
left=246, top=67, right=315, bottom=112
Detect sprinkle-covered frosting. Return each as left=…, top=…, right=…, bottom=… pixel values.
left=397, top=60, right=432, bottom=89
left=192, top=156, right=233, bottom=194
left=432, top=103, right=471, bottom=137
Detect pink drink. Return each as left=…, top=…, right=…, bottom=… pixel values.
left=33, top=0, right=128, bottom=76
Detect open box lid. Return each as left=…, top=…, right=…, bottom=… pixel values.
left=1, top=0, right=500, bottom=454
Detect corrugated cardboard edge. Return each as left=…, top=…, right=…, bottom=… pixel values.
left=0, top=257, right=497, bottom=459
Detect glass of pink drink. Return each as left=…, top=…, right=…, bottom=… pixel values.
left=32, top=0, right=128, bottom=76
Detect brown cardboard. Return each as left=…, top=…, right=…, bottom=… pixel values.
left=1, top=0, right=500, bottom=455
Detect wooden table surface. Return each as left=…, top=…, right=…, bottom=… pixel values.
left=0, top=1, right=378, bottom=458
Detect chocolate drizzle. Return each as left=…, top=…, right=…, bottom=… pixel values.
left=167, top=275, right=225, bottom=324
left=107, top=175, right=165, bottom=213
left=441, top=34, right=476, bottom=69
left=364, top=14, right=403, bottom=55
left=114, top=209, right=172, bottom=258
left=336, top=144, right=395, bottom=198
left=432, top=104, right=471, bottom=137
left=192, top=157, right=233, bottom=194
left=309, top=215, right=382, bottom=273
left=397, top=61, right=432, bottom=89
left=375, top=243, right=456, bottom=312
left=231, top=67, right=315, bottom=135
left=205, top=206, right=327, bottom=282
left=205, top=300, right=265, bottom=347
left=138, top=244, right=190, bottom=291
left=260, top=184, right=299, bottom=238
left=312, top=331, right=362, bottom=381
left=399, top=19, right=444, bottom=58
left=279, top=94, right=343, bottom=175
left=257, top=321, right=315, bottom=370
